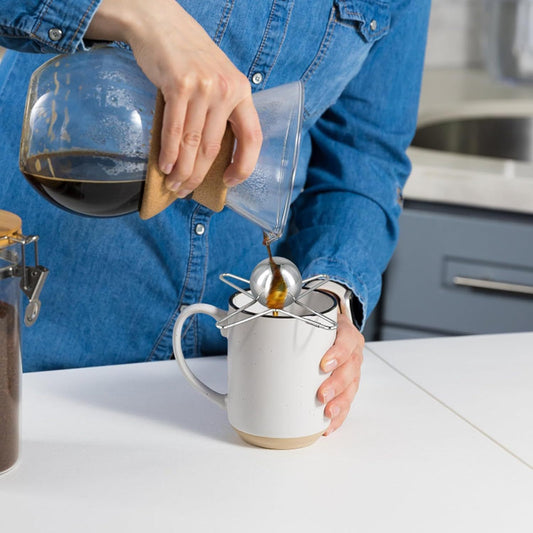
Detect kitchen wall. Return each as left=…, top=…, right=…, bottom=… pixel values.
left=425, top=0, right=485, bottom=69
left=375, top=1, right=533, bottom=342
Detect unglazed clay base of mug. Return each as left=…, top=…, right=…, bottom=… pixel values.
left=234, top=428, right=323, bottom=450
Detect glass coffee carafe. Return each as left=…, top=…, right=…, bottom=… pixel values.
left=19, top=45, right=303, bottom=242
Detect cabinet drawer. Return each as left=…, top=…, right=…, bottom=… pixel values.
left=382, top=205, right=533, bottom=335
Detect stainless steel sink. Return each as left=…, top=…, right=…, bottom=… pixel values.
left=411, top=117, right=533, bottom=162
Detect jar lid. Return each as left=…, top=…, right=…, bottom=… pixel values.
left=0, top=210, right=22, bottom=248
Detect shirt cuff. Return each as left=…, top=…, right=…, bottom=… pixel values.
left=29, top=0, right=102, bottom=54
left=299, top=257, right=367, bottom=330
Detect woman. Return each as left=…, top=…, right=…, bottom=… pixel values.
left=0, top=0, right=430, bottom=435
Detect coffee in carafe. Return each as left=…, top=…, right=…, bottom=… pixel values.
left=23, top=151, right=145, bottom=217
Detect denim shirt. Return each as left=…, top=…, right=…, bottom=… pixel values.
left=0, top=0, right=430, bottom=371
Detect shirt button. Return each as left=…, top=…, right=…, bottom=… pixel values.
left=396, top=186, right=404, bottom=207
left=251, top=72, right=264, bottom=85
left=369, top=19, right=378, bottom=31
left=194, top=223, right=206, bottom=236
left=48, top=28, right=63, bottom=41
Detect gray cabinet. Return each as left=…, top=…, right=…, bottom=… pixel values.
left=379, top=201, right=533, bottom=340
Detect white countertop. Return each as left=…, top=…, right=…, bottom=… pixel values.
left=1, top=335, right=532, bottom=532
left=368, top=332, right=533, bottom=468
left=406, top=68, right=533, bottom=215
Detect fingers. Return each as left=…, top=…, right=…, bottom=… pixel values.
left=160, top=77, right=261, bottom=197
left=224, top=97, right=263, bottom=186
left=320, top=311, right=363, bottom=373
left=318, top=347, right=361, bottom=413
left=159, top=93, right=187, bottom=177
left=317, top=311, right=364, bottom=436
left=184, top=107, right=229, bottom=190
left=165, top=89, right=210, bottom=195
left=102, top=0, right=263, bottom=197
left=324, top=381, right=360, bottom=436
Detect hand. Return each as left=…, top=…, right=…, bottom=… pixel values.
left=86, top=0, right=262, bottom=196
left=317, top=309, right=364, bottom=436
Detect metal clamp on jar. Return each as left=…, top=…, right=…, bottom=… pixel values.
left=0, top=209, right=48, bottom=475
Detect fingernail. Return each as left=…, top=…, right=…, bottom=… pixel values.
left=322, top=388, right=334, bottom=404
left=223, top=177, right=241, bottom=187
left=161, top=163, right=173, bottom=175
left=176, top=188, right=192, bottom=199
left=323, top=358, right=337, bottom=372
left=324, top=425, right=337, bottom=436
left=166, top=180, right=181, bottom=192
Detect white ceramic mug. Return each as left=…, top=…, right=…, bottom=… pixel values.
left=172, top=290, right=338, bottom=449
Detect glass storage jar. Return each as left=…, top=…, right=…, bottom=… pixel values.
left=0, top=210, right=47, bottom=474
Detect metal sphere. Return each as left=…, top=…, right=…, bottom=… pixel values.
left=249, top=256, right=302, bottom=308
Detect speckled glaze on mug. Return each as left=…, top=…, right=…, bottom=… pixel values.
left=172, top=290, right=337, bottom=449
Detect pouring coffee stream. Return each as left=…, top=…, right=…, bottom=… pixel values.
left=263, top=232, right=288, bottom=311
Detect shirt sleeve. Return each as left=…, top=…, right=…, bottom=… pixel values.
left=0, top=0, right=101, bottom=54
left=284, top=0, right=431, bottom=329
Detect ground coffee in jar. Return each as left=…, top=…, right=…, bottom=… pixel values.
left=0, top=210, right=47, bottom=475
left=0, top=300, right=20, bottom=473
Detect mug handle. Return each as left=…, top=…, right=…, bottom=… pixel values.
left=172, top=303, right=227, bottom=409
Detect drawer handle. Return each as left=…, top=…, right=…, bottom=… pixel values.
left=452, top=276, right=533, bottom=296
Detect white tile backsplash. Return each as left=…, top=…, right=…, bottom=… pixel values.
left=425, top=0, right=485, bottom=69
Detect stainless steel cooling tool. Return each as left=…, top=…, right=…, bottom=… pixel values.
left=217, top=256, right=337, bottom=330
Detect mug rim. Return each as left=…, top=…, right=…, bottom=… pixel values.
left=229, top=289, right=337, bottom=318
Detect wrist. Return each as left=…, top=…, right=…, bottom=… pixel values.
left=86, top=0, right=139, bottom=43
left=320, top=281, right=359, bottom=328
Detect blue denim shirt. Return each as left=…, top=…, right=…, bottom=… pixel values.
left=0, top=0, right=430, bottom=371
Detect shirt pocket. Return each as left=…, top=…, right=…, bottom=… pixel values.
left=302, top=0, right=391, bottom=121
left=335, top=0, right=391, bottom=43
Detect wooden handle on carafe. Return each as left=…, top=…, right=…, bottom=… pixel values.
left=139, top=90, right=235, bottom=220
